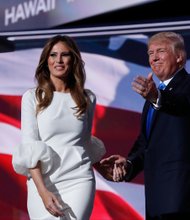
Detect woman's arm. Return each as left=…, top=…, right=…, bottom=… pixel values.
left=13, top=89, right=64, bottom=217
left=29, top=161, right=64, bottom=217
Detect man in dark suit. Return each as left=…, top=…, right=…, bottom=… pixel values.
left=100, top=32, right=190, bottom=219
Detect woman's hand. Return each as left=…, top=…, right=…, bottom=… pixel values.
left=29, top=162, right=65, bottom=217
left=40, top=189, right=65, bottom=217
left=99, top=155, right=127, bottom=181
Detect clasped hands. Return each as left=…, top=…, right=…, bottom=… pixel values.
left=98, top=155, right=127, bottom=182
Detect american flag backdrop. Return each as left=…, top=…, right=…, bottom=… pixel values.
left=1, top=33, right=190, bottom=219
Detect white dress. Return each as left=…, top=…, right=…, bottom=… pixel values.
left=12, top=88, right=106, bottom=220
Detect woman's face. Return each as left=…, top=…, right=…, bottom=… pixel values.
left=48, top=41, right=72, bottom=80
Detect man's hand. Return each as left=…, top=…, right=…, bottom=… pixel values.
left=132, top=72, right=158, bottom=103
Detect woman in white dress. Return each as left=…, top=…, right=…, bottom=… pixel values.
left=12, top=35, right=106, bottom=220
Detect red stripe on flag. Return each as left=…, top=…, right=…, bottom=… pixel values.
left=91, top=190, right=144, bottom=220
left=0, top=95, right=21, bottom=128
left=93, top=104, right=144, bottom=184
left=0, top=113, right=20, bottom=128
left=0, top=154, right=28, bottom=219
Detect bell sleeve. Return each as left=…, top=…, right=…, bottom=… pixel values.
left=87, top=136, right=106, bottom=164
left=85, top=89, right=106, bottom=164
left=12, top=89, right=54, bottom=177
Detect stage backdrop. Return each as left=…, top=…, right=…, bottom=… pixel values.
left=0, top=0, right=155, bottom=31
left=1, top=33, right=190, bottom=220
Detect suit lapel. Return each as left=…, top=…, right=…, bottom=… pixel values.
left=144, top=68, right=188, bottom=138
left=165, top=68, right=188, bottom=92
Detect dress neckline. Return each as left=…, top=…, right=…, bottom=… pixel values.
left=54, top=91, right=70, bottom=95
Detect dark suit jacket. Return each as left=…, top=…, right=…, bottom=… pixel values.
left=126, top=68, right=190, bottom=217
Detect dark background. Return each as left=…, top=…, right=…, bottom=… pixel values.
left=55, top=1, right=190, bottom=29
left=1, top=0, right=190, bottom=53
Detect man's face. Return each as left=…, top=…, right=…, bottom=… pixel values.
left=148, top=40, right=181, bottom=81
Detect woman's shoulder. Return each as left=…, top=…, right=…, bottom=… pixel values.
left=22, top=88, right=37, bottom=102
left=85, top=89, right=96, bottom=101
